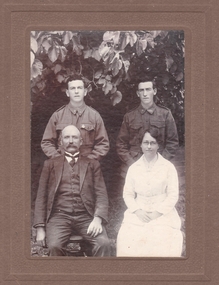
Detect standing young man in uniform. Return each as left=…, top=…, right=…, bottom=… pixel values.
left=116, top=78, right=179, bottom=178
left=41, top=75, right=109, bottom=160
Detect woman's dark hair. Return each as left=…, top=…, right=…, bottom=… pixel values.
left=141, top=129, right=162, bottom=145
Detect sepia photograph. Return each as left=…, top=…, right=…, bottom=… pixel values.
left=30, top=30, right=185, bottom=257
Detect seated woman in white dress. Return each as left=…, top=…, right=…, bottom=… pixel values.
left=116, top=130, right=183, bottom=257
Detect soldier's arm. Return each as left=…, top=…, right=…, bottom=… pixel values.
left=41, top=113, right=61, bottom=159
left=116, top=116, right=135, bottom=166
left=162, top=111, right=179, bottom=160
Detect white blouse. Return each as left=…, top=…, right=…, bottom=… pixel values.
left=123, top=153, right=181, bottom=229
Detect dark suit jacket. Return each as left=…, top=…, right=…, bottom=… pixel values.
left=33, top=155, right=109, bottom=227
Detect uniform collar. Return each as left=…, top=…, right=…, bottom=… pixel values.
left=138, top=103, right=156, bottom=115
left=68, top=102, right=86, bottom=116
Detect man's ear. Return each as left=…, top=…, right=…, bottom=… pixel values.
left=59, top=134, right=63, bottom=145
left=153, top=88, right=157, bottom=96
left=136, top=90, right=140, bottom=97
left=84, top=88, right=87, bottom=97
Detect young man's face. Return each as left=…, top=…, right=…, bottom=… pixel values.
left=137, top=81, right=157, bottom=106
left=66, top=80, right=87, bottom=104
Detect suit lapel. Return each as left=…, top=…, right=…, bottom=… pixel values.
left=79, top=157, right=89, bottom=191
left=54, top=155, right=65, bottom=193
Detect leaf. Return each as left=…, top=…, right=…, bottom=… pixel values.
left=48, top=46, right=59, bottom=62
left=162, top=73, right=169, bottom=85
left=53, top=64, right=62, bottom=74
left=63, top=31, right=73, bottom=45
left=176, top=72, right=183, bottom=81
left=110, top=85, right=117, bottom=94
left=165, top=55, right=174, bottom=71
left=112, top=31, right=120, bottom=44
left=36, top=80, right=46, bottom=91
left=97, top=77, right=106, bottom=85
left=136, top=39, right=144, bottom=56
left=87, top=84, right=92, bottom=93
left=103, top=31, right=115, bottom=41
left=31, top=36, right=38, bottom=53
left=112, top=58, right=120, bottom=76
left=120, top=32, right=130, bottom=50
left=123, top=60, right=130, bottom=73
left=149, top=31, right=161, bottom=38
left=30, top=51, right=35, bottom=67
left=103, top=80, right=113, bottom=95
left=105, top=74, right=112, bottom=81
left=72, top=35, right=83, bottom=56
left=92, top=48, right=101, bottom=61
left=159, top=30, right=169, bottom=39
left=83, top=49, right=92, bottom=59
left=110, top=90, right=122, bottom=106
left=42, top=38, right=52, bottom=52
left=31, top=31, right=36, bottom=37
left=112, top=76, right=122, bottom=86
left=56, top=74, right=65, bottom=83
left=31, top=59, right=43, bottom=79
left=170, top=63, right=177, bottom=74
left=99, top=42, right=110, bottom=58
left=59, top=46, right=67, bottom=62
left=94, top=70, right=102, bottom=79
left=34, top=59, right=43, bottom=70
left=129, top=32, right=137, bottom=47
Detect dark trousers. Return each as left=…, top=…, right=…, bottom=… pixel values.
left=46, top=211, right=110, bottom=256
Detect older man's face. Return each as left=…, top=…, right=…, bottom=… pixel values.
left=61, top=125, right=82, bottom=154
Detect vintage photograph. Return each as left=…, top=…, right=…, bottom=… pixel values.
left=30, top=30, right=185, bottom=257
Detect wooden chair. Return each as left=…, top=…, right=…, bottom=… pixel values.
left=66, top=234, right=87, bottom=256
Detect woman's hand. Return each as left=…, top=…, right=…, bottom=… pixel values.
left=134, top=209, right=151, bottom=223
left=134, top=210, right=162, bottom=223
left=146, top=211, right=162, bottom=220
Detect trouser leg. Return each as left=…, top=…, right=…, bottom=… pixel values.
left=46, top=213, right=72, bottom=256
left=73, top=214, right=111, bottom=257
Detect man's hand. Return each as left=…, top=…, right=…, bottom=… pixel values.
left=36, top=227, right=46, bottom=246
left=87, top=216, right=103, bottom=237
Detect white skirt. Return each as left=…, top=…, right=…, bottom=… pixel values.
left=117, top=210, right=183, bottom=257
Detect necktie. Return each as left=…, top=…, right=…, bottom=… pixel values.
left=69, top=158, right=75, bottom=168
left=65, top=152, right=79, bottom=168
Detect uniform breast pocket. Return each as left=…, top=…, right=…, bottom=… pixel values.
left=150, top=120, right=165, bottom=143
left=80, top=123, right=95, bottom=146
left=129, top=124, right=143, bottom=145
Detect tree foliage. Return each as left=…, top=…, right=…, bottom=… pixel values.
left=31, top=30, right=185, bottom=144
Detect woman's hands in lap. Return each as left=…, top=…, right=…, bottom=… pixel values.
left=134, top=209, right=162, bottom=223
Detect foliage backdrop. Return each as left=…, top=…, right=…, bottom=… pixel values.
left=31, top=30, right=185, bottom=201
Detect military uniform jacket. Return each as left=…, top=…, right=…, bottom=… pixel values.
left=41, top=103, right=109, bottom=160
left=116, top=103, right=179, bottom=176
left=33, top=155, right=109, bottom=227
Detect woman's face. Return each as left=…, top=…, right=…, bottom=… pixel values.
left=141, top=132, right=159, bottom=158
